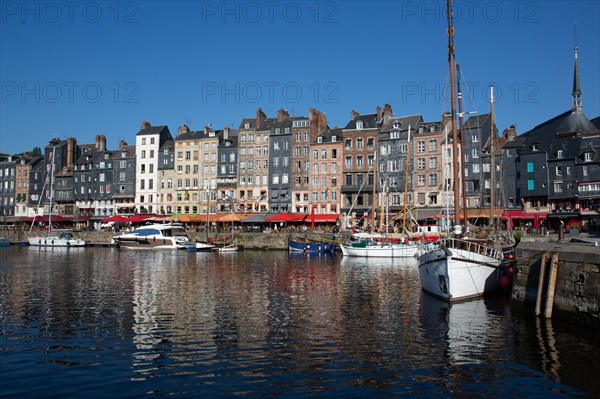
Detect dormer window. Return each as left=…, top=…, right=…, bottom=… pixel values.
left=393, top=122, right=399, bottom=129
left=532, top=144, right=539, bottom=151
left=584, top=152, right=593, bottom=162
left=430, top=126, right=435, bottom=132
left=356, top=121, right=363, bottom=129
left=245, top=123, right=250, bottom=129
left=418, top=126, right=424, bottom=134
left=317, top=136, right=323, bottom=143
left=557, top=149, right=563, bottom=159
left=331, top=136, right=337, bottom=143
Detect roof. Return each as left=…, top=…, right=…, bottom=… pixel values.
left=380, top=114, right=423, bottom=133
left=136, top=125, right=170, bottom=136
left=463, top=114, right=490, bottom=129
left=591, top=116, right=600, bottom=130
left=520, top=109, right=597, bottom=155
left=344, top=112, right=380, bottom=130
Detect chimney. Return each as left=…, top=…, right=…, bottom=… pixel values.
left=277, top=108, right=289, bottom=122
left=224, top=127, right=230, bottom=139
left=351, top=110, right=359, bottom=120
left=503, top=125, right=517, bottom=140
left=204, top=125, right=211, bottom=135
left=256, top=107, right=266, bottom=129
left=141, top=121, right=151, bottom=130
left=376, top=106, right=382, bottom=123
left=383, top=104, right=393, bottom=124
left=119, top=140, right=128, bottom=150
left=95, top=135, right=106, bottom=151
left=66, top=137, right=76, bottom=169
left=309, top=108, right=327, bottom=137
left=178, top=125, right=190, bottom=136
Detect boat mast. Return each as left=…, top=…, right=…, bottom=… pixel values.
left=446, top=0, right=461, bottom=227
left=371, top=152, right=377, bottom=233
left=402, top=125, right=411, bottom=232
left=456, top=64, right=468, bottom=227
left=489, top=86, right=496, bottom=227
left=48, top=147, right=55, bottom=235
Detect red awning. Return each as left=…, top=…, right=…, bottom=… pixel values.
left=127, top=214, right=155, bottom=223
left=23, top=215, right=71, bottom=223
left=306, top=213, right=339, bottom=223
left=100, top=215, right=130, bottom=223
left=265, top=212, right=307, bottom=223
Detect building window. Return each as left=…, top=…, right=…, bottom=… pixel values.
left=356, top=121, right=363, bottom=129
left=418, top=175, right=425, bottom=186
left=429, top=140, right=437, bottom=151
left=527, top=179, right=534, bottom=190
left=345, top=156, right=352, bottom=168
left=557, top=149, right=563, bottom=159
left=429, top=174, right=438, bottom=186
left=472, top=134, right=479, bottom=143
left=555, top=166, right=562, bottom=176
left=554, top=182, right=563, bottom=193
left=527, top=161, right=534, bottom=173
left=472, top=148, right=479, bottom=158
left=584, top=152, right=593, bottom=162
left=417, top=141, right=425, bottom=152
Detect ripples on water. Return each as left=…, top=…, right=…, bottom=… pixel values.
left=0, top=247, right=598, bottom=398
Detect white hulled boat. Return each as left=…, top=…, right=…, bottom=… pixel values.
left=28, top=146, right=86, bottom=248
left=417, top=0, right=504, bottom=301
left=340, top=238, right=419, bottom=258
left=113, top=223, right=195, bottom=249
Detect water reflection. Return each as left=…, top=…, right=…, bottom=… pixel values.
left=0, top=247, right=598, bottom=398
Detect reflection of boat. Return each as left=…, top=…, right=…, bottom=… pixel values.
left=28, top=146, right=86, bottom=248
left=288, top=237, right=337, bottom=253
left=0, top=237, right=11, bottom=247
left=340, top=238, right=420, bottom=258
left=418, top=293, right=498, bottom=366
left=218, top=244, right=238, bottom=252
left=113, top=224, right=195, bottom=249
left=417, top=1, right=503, bottom=301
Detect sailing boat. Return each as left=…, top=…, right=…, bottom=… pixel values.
left=416, top=0, right=503, bottom=301
left=341, top=126, right=422, bottom=258
left=28, top=146, right=86, bottom=247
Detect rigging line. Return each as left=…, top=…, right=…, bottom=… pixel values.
left=29, top=155, right=51, bottom=236
left=457, top=64, right=479, bottom=117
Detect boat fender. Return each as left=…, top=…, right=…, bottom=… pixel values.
left=66, top=241, right=70, bottom=246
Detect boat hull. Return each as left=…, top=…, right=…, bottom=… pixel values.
left=288, top=239, right=336, bottom=253
left=113, top=237, right=193, bottom=249
left=418, top=245, right=502, bottom=301
left=340, top=242, right=419, bottom=258
left=28, top=236, right=86, bottom=247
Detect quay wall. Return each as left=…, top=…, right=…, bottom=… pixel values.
left=9, top=229, right=344, bottom=250
left=512, top=241, right=600, bottom=329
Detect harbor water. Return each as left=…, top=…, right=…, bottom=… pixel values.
left=1, top=247, right=599, bottom=398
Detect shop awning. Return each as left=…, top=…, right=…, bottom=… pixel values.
left=305, top=213, right=339, bottom=223
left=265, top=212, right=307, bottom=223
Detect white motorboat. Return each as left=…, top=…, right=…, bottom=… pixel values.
left=113, top=224, right=195, bottom=249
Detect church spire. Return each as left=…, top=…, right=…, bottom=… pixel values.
left=572, top=23, right=582, bottom=113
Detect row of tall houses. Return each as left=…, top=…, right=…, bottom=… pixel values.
left=1, top=48, right=598, bottom=230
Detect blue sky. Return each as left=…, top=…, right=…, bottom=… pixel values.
left=1, top=1, right=599, bottom=154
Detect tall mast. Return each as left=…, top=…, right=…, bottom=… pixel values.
left=489, top=86, right=496, bottom=227
left=447, top=0, right=461, bottom=227
left=48, top=147, right=55, bottom=235
left=371, top=151, right=377, bottom=233
left=456, top=64, right=468, bottom=227
left=402, top=125, right=411, bottom=232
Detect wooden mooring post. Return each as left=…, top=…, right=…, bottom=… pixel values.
left=534, top=252, right=560, bottom=319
